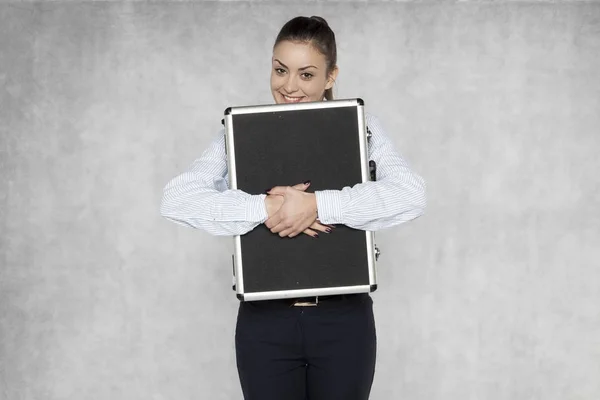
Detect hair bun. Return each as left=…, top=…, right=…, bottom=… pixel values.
left=310, top=16, right=329, bottom=27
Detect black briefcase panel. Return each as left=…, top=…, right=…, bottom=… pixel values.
left=223, top=98, right=379, bottom=301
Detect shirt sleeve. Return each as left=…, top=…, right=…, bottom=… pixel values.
left=314, top=113, right=427, bottom=231
left=159, top=129, right=268, bottom=236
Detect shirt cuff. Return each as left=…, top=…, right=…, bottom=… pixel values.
left=245, top=194, right=268, bottom=223
left=315, top=190, right=345, bottom=224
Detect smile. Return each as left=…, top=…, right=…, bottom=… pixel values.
left=281, top=94, right=305, bottom=103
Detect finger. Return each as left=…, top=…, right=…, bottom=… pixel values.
left=288, top=230, right=301, bottom=238
left=270, top=181, right=310, bottom=195
left=315, top=217, right=333, bottom=226
left=270, top=220, right=289, bottom=234
left=278, top=227, right=295, bottom=237
left=278, top=221, right=308, bottom=237
left=288, top=225, right=309, bottom=238
left=319, top=222, right=336, bottom=230
left=286, top=218, right=318, bottom=238
left=302, top=228, right=319, bottom=238
left=310, top=222, right=333, bottom=234
left=267, top=186, right=287, bottom=195
left=265, top=214, right=282, bottom=229
left=291, top=180, right=311, bottom=192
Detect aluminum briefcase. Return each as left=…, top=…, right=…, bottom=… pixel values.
left=223, top=98, right=379, bottom=301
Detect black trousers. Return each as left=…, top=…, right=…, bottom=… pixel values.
left=234, top=293, right=377, bottom=400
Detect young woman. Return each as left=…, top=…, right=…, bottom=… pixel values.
left=160, top=15, right=426, bottom=400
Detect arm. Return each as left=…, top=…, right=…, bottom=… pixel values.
left=314, top=114, right=426, bottom=231
left=159, top=130, right=268, bottom=236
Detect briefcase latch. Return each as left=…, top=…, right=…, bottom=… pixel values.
left=375, top=245, right=381, bottom=261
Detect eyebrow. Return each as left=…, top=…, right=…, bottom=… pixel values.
left=274, top=59, right=318, bottom=71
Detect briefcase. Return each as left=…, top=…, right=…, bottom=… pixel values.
left=223, top=98, right=380, bottom=301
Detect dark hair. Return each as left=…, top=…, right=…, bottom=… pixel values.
left=273, top=16, right=337, bottom=101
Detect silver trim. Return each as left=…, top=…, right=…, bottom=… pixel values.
left=356, top=104, right=369, bottom=184
left=366, top=231, right=377, bottom=285
left=233, top=236, right=244, bottom=294
left=224, top=114, right=237, bottom=190
left=356, top=105, right=378, bottom=286
left=241, top=285, right=372, bottom=302
left=224, top=114, right=245, bottom=294
left=227, top=98, right=362, bottom=115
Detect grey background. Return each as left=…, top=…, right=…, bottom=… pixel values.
left=1, top=1, right=599, bottom=399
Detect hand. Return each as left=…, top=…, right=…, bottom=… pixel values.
left=265, top=181, right=330, bottom=238
left=265, top=182, right=333, bottom=238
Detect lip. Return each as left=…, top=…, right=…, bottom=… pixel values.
left=280, top=93, right=306, bottom=103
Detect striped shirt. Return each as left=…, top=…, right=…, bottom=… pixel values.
left=160, top=113, right=426, bottom=236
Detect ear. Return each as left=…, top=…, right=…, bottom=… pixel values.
left=325, top=66, right=339, bottom=90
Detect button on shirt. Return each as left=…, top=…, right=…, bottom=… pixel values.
left=160, top=113, right=426, bottom=236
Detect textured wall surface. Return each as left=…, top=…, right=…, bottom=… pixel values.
left=1, top=1, right=599, bottom=399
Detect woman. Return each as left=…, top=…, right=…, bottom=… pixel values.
left=160, top=15, right=426, bottom=400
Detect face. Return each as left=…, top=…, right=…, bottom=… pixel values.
left=270, top=40, right=338, bottom=104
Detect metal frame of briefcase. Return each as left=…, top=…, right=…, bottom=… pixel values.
left=223, top=98, right=379, bottom=301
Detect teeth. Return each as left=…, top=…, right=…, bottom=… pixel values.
left=283, top=95, right=303, bottom=102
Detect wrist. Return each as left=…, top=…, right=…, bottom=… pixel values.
left=309, top=193, right=318, bottom=214
left=314, top=190, right=344, bottom=224
left=247, top=193, right=268, bottom=222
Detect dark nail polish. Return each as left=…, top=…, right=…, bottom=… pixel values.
left=314, top=233, right=319, bottom=238
left=325, top=228, right=331, bottom=233
left=304, top=180, right=311, bottom=185
left=264, top=188, right=271, bottom=194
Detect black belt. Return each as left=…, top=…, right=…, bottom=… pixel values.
left=242, top=293, right=367, bottom=308
left=287, top=293, right=365, bottom=307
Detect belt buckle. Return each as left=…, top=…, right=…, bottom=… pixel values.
left=292, top=296, right=319, bottom=307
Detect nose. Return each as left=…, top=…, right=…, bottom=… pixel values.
left=284, top=75, right=299, bottom=93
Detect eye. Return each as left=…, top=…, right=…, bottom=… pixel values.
left=301, top=73, right=313, bottom=80
left=275, top=68, right=286, bottom=75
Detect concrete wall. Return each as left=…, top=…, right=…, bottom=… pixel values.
left=1, top=1, right=599, bottom=399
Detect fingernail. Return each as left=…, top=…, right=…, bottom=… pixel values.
left=314, top=233, right=319, bottom=238
left=264, top=188, right=271, bottom=194
left=325, top=228, right=331, bottom=233
left=304, top=180, right=311, bottom=185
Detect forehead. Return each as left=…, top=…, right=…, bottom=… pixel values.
left=272, top=40, right=327, bottom=68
